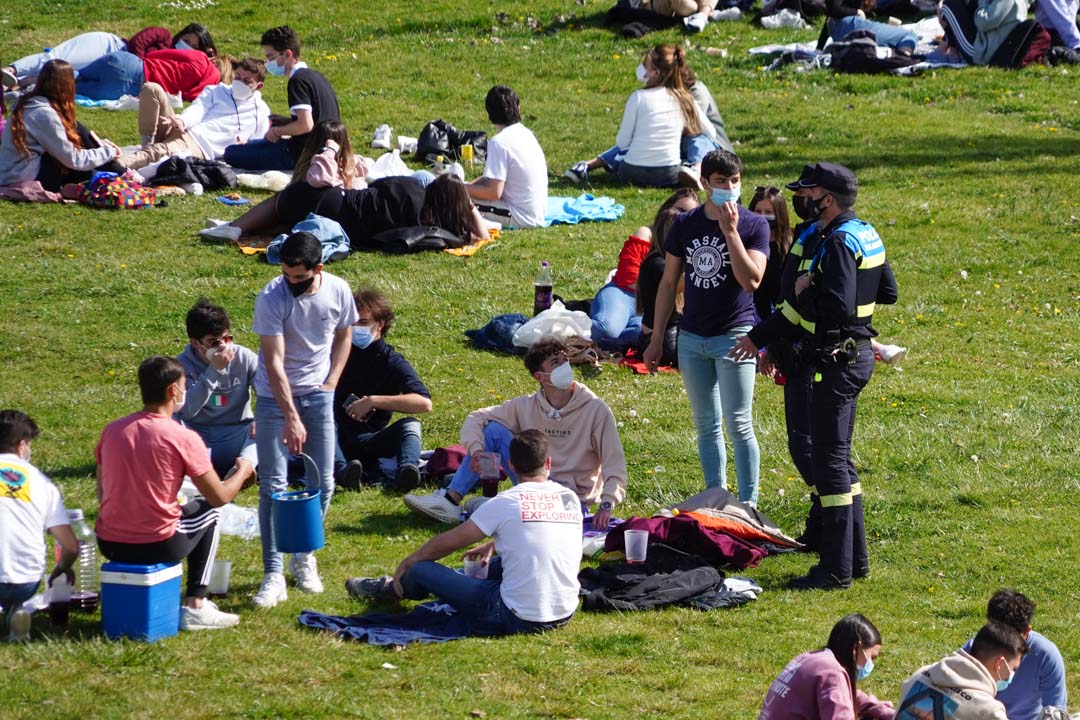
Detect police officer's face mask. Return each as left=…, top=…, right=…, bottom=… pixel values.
left=792, top=195, right=814, bottom=221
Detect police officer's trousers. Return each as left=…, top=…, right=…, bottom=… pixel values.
left=812, top=343, right=874, bottom=581
left=783, top=363, right=819, bottom=550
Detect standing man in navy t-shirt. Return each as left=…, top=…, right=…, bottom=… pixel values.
left=644, top=150, right=770, bottom=506
left=223, top=25, right=340, bottom=171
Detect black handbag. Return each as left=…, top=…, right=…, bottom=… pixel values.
left=369, top=225, right=466, bottom=254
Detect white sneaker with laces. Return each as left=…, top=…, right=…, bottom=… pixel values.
left=199, top=224, right=242, bottom=242
left=403, top=488, right=462, bottom=524
left=876, top=343, right=907, bottom=366
left=678, top=164, right=703, bottom=191
left=252, top=572, right=288, bottom=608
left=371, top=124, right=393, bottom=149
left=683, top=12, right=709, bottom=32
left=289, top=553, right=324, bottom=594
left=8, top=608, right=32, bottom=642
left=181, top=599, right=240, bottom=630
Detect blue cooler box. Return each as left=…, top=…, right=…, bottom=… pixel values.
left=101, top=562, right=182, bottom=642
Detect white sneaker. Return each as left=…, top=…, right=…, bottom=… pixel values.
left=678, top=164, right=703, bottom=191
left=683, top=12, right=709, bottom=32
left=199, top=224, right=242, bottom=242
left=181, top=599, right=240, bottom=630
left=204, top=218, right=230, bottom=228
left=252, top=572, right=288, bottom=608
left=403, top=488, right=462, bottom=524
left=288, top=553, right=324, bottom=594
left=8, top=608, right=31, bottom=642
left=711, top=7, right=742, bottom=20
left=463, top=496, right=490, bottom=517
left=447, top=161, right=465, bottom=182
left=876, top=343, right=908, bottom=366
left=371, top=124, right=393, bottom=150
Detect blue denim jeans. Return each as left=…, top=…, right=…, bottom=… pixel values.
left=400, top=557, right=572, bottom=636
left=74, top=50, right=144, bottom=100
left=681, top=134, right=722, bottom=165
left=256, top=390, right=336, bottom=574
left=447, top=422, right=518, bottom=498
left=590, top=283, right=642, bottom=352
left=596, top=145, right=679, bottom=187
left=191, top=421, right=258, bottom=478
left=223, top=139, right=296, bottom=172
left=0, top=581, right=40, bottom=614
left=13, top=31, right=126, bottom=81
left=831, top=16, right=918, bottom=51
left=334, top=416, right=423, bottom=486
left=677, top=328, right=761, bottom=505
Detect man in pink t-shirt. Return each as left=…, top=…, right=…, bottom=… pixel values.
left=95, top=356, right=248, bottom=631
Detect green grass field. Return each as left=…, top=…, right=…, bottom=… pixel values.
left=1, top=1, right=1078, bottom=718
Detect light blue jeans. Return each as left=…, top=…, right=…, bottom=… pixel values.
left=191, top=421, right=258, bottom=478
left=74, top=50, right=144, bottom=101
left=447, top=422, right=518, bottom=498
left=677, top=328, right=760, bottom=505
left=12, top=32, right=126, bottom=82
left=590, top=283, right=642, bottom=352
left=831, top=16, right=918, bottom=51
left=256, top=390, right=335, bottom=574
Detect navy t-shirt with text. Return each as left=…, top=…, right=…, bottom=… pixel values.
left=664, top=205, right=770, bottom=337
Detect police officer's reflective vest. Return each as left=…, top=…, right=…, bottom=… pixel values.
left=777, top=222, right=820, bottom=336
left=808, top=218, right=886, bottom=332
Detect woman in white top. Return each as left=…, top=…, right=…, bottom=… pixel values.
left=565, top=44, right=717, bottom=188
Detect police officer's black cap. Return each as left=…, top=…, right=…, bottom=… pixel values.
left=784, top=163, right=819, bottom=191
left=786, top=162, right=857, bottom=196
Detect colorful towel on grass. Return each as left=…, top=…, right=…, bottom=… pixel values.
left=544, top=194, right=624, bottom=226
left=299, top=602, right=471, bottom=646
left=618, top=346, right=678, bottom=375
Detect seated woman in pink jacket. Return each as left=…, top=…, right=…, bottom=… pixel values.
left=759, top=613, right=895, bottom=720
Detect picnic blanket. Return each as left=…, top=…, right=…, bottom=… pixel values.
left=299, top=602, right=472, bottom=646
left=544, top=194, right=625, bottom=226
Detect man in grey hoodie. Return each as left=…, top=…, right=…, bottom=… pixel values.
left=897, top=621, right=1027, bottom=720
left=175, top=299, right=259, bottom=488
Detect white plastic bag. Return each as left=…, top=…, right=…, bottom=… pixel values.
left=512, top=301, right=592, bottom=348
left=366, top=149, right=412, bottom=181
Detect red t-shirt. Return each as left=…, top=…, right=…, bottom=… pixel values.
left=143, top=49, right=219, bottom=102
left=94, top=411, right=211, bottom=544
left=611, top=235, right=652, bottom=291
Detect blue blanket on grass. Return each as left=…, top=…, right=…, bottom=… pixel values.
left=544, top=194, right=624, bottom=226
left=299, top=602, right=471, bottom=646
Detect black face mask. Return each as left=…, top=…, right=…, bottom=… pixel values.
left=287, top=276, right=316, bottom=297
left=792, top=195, right=813, bottom=221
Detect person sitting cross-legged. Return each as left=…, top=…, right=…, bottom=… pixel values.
left=346, top=429, right=581, bottom=637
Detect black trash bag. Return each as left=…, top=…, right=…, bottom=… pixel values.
left=415, top=120, right=488, bottom=165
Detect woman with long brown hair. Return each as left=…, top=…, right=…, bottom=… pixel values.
left=564, top=44, right=718, bottom=188
left=749, top=185, right=795, bottom=323
left=0, top=59, right=122, bottom=191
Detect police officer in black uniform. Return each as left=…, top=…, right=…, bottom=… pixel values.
left=786, top=162, right=897, bottom=590
left=730, top=164, right=825, bottom=551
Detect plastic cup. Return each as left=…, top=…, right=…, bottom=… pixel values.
left=49, top=577, right=72, bottom=629
left=476, top=452, right=501, bottom=498
left=208, top=559, right=232, bottom=597
left=624, top=529, right=649, bottom=564
left=464, top=558, right=489, bottom=579
left=461, top=143, right=474, bottom=166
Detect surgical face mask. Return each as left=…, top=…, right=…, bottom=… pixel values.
left=710, top=183, right=741, bottom=206
left=174, top=383, right=187, bottom=408
left=636, top=63, right=649, bottom=84
left=996, top=660, right=1015, bottom=692
left=20, top=443, right=31, bottom=463
left=548, top=361, right=574, bottom=390
left=351, top=325, right=374, bottom=349
left=759, top=213, right=777, bottom=226
left=205, top=342, right=232, bottom=362
left=174, top=39, right=194, bottom=51
left=265, top=57, right=286, bottom=76
left=232, top=79, right=254, bottom=101
left=856, top=647, right=874, bottom=681
left=287, top=275, right=315, bottom=297
left=792, top=195, right=813, bottom=220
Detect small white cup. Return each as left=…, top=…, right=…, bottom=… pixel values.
left=624, top=529, right=649, bottom=564
left=208, top=559, right=232, bottom=596
left=464, top=557, right=489, bottom=579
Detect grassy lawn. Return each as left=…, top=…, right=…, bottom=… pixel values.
left=1, top=1, right=1079, bottom=718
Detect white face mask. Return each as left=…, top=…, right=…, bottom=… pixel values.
left=231, top=79, right=254, bottom=101
left=19, top=443, right=31, bottom=463
left=636, top=63, right=649, bottom=84
left=205, top=342, right=232, bottom=362
left=548, top=361, right=574, bottom=390
left=174, top=383, right=187, bottom=408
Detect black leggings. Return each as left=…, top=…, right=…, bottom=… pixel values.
left=98, top=499, right=220, bottom=599
left=35, top=121, right=124, bottom=192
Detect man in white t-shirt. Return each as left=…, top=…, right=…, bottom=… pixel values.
left=466, top=85, right=548, bottom=229
left=346, top=429, right=581, bottom=636
left=0, top=410, right=78, bottom=642
left=251, top=232, right=358, bottom=608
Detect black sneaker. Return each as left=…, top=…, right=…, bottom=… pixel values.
left=789, top=568, right=852, bottom=591
left=564, top=161, right=589, bottom=184
left=335, top=460, right=364, bottom=491
left=393, top=463, right=422, bottom=493
left=853, top=564, right=871, bottom=580
left=344, top=576, right=397, bottom=602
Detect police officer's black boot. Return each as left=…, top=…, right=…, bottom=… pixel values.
left=795, top=492, right=823, bottom=553
left=790, top=505, right=852, bottom=590
left=852, top=492, right=870, bottom=579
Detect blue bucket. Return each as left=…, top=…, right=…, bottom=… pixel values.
left=271, top=488, right=324, bottom=553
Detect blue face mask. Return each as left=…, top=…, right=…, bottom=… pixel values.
left=710, top=184, right=741, bottom=206
left=174, top=39, right=194, bottom=51
left=265, top=57, right=286, bottom=77
left=856, top=647, right=874, bottom=681
left=351, top=325, right=374, bottom=349
left=996, top=660, right=1015, bottom=692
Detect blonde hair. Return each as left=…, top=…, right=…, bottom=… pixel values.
left=644, top=45, right=701, bottom=137
left=211, top=55, right=235, bottom=86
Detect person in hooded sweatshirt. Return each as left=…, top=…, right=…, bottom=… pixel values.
left=403, top=337, right=627, bottom=531
left=759, top=613, right=895, bottom=720
left=897, top=621, right=1028, bottom=720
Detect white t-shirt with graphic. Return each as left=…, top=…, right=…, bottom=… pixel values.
left=0, top=453, right=68, bottom=584
left=469, top=479, right=582, bottom=622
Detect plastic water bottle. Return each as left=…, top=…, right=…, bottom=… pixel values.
left=68, top=509, right=100, bottom=612
left=43, top=48, right=54, bottom=62
left=533, top=261, right=553, bottom=316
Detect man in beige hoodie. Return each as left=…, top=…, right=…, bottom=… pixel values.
left=897, top=621, right=1028, bottom=720
left=404, top=338, right=627, bottom=529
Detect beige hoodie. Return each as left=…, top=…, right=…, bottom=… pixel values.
left=460, top=382, right=627, bottom=508
left=898, top=649, right=1007, bottom=720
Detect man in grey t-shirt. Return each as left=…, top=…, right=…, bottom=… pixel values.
left=250, top=232, right=357, bottom=608
left=176, top=299, right=259, bottom=488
